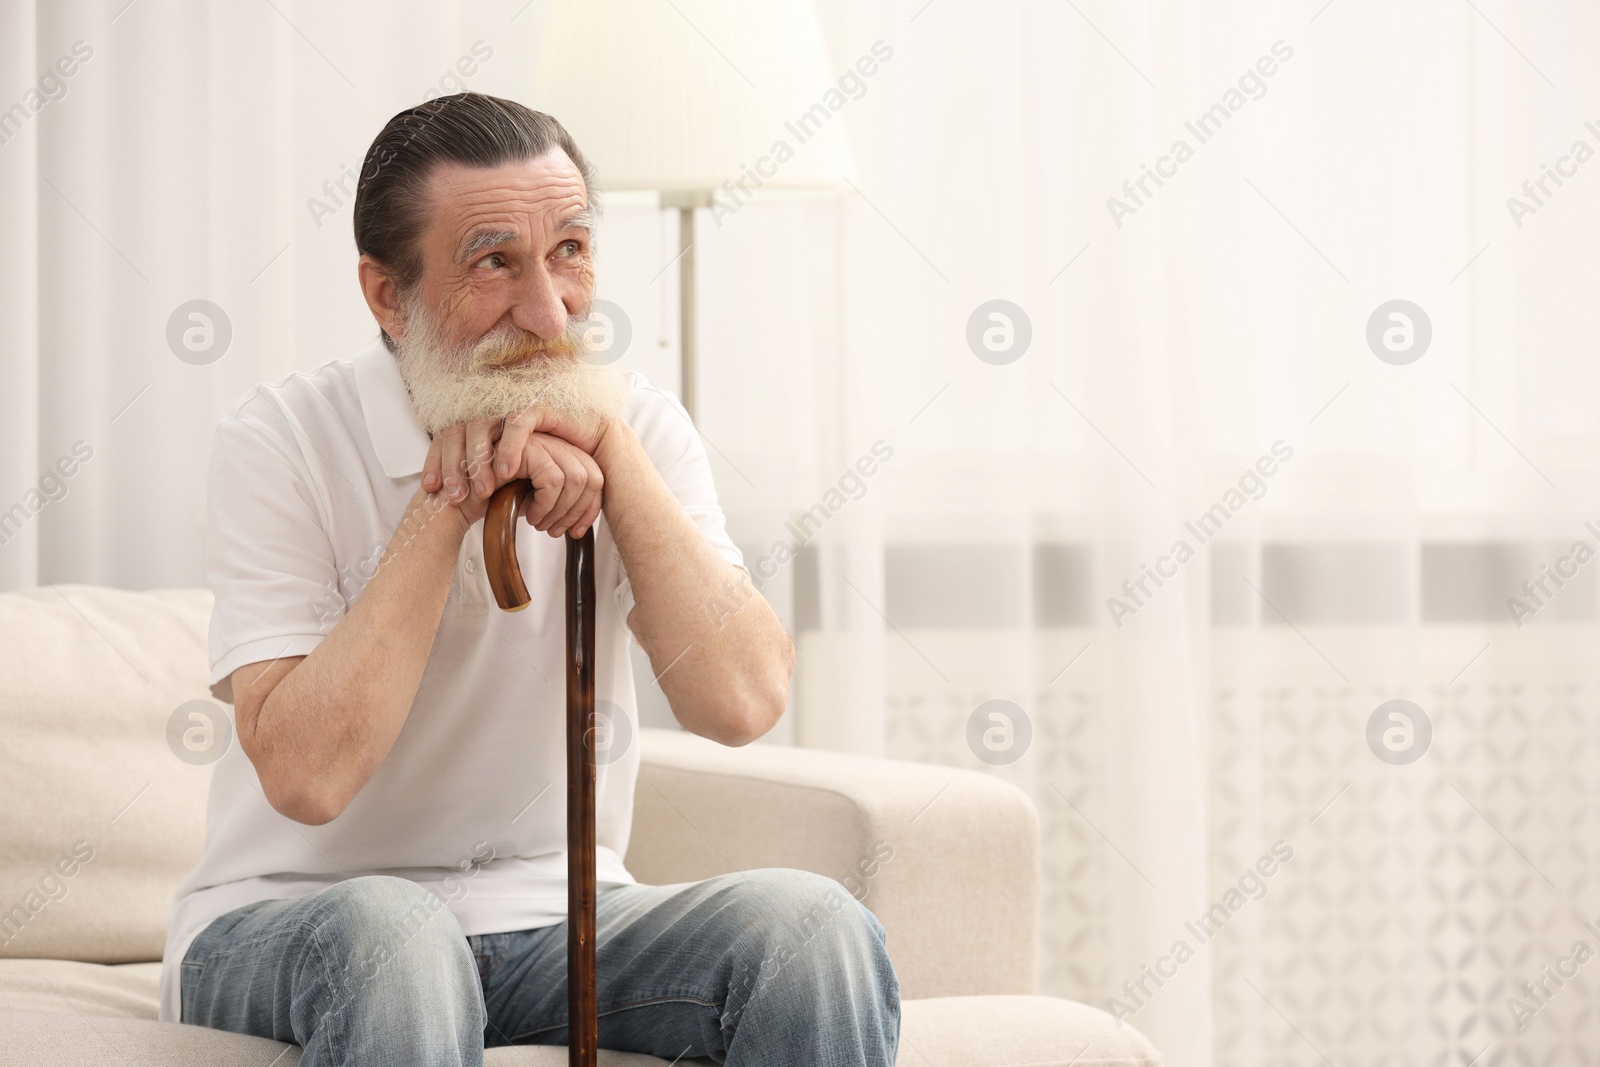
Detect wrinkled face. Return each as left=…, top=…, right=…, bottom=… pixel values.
left=389, top=148, right=626, bottom=436
left=407, top=148, right=596, bottom=363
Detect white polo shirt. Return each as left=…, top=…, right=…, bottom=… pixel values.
left=159, top=338, right=745, bottom=1024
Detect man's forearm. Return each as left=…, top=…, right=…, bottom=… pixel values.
left=248, top=486, right=468, bottom=823
left=594, top=421, right=794, bottom=745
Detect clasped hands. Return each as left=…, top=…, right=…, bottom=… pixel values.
left=421, top=408, right=609, bottom=537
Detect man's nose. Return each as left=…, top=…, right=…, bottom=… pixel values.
left=509, top=262, right=571, bottom=340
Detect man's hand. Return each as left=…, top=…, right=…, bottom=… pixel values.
left=497, top=403, right=613, bottom=461
left=422, top=419, right=603, bottom=536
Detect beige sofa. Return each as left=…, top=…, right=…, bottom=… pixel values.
left=0, top=585, right=1160, bottom=1066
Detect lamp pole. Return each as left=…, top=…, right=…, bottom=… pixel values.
left=661, top=190, right=712, bottom=424
left=679, top=203, right=696, bottom=424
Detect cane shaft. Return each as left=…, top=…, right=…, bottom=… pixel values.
left=565, top=528, right=598, bottom=1067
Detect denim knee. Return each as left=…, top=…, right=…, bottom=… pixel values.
left=722, top=868, right=896, bottom=988
left=707, top=868, right=899, bottom=1057
left=301, top=875, right=483, bottom=1025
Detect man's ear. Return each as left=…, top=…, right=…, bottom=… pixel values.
left=357, top=255, right=406, bottom=341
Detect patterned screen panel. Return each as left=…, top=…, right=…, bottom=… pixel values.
left=875, top=539, right=1600, bottom=1064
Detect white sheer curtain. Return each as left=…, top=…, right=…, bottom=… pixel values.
left=6, top=1, right=1600, bottom=1063
left=713, top=1, right=1600, bottom=1063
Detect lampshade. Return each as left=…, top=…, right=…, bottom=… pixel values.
left=531, top=0, right=858, bottom=199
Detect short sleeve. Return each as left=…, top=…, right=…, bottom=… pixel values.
left=612, top=380, right=746, bottom=624
left=204, top=412, right=340, bottom=704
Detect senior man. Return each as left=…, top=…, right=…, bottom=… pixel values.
left=160, top=92, right=900, bottom=1067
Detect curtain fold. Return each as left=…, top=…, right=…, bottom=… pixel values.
left=0, top=0, right=41, bottom=590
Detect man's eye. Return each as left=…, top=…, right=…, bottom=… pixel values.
left=477, top=252, right=507, bottom=269
left=557, top=240, right=581, bottom=256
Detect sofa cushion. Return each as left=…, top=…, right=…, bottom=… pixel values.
left=0, top=586, right=215, bottom=963
left=899, top=996, right=1162, bottom=1065
left=0, top=1010, right=307, bottom=1067
left=0, top=959, right=165, bottom=1018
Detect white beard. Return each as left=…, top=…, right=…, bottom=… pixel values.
left=391, top=291, right=629, bottom=438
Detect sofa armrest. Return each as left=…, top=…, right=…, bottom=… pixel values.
left=626, top=728, right=1039, bottom=1000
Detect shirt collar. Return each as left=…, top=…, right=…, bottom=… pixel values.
left=352, top=338, right=431, bottom=480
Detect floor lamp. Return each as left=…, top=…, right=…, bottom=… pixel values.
left=531, top=0, right=857, bottom=423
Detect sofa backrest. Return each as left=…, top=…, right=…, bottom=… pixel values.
left=0, top=585, right=215, bottom=963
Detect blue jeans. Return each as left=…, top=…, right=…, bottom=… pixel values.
left=180, top=868, right=900, bottom=1065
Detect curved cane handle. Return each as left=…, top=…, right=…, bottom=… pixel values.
left=484, top=480, right=536, bottom=611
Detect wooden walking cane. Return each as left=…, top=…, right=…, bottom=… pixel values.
left=482, top=479, right=598, bottom=1067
